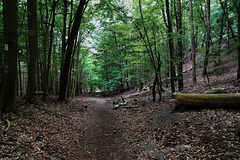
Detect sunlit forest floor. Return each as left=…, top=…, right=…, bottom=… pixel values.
left=1, top=50, right=240, bottom=159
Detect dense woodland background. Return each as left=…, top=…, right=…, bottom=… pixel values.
left=0, top=0, right=240, bottom=113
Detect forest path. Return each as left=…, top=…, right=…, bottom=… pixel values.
left=73, top=96, right=132, bottom=160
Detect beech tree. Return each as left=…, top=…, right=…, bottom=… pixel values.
left=238, top=0, right=240, bottom=79
left=190, top=0, right=197, bottom=84
left=26, top=0, right=38, bottom=103
left=203, top=0, right=210, bottom=83
left=166, top=0, right=175, bottom=93
left=176, top=0, right=183, bottom=91
left=0, top=0, right=18, bottom=114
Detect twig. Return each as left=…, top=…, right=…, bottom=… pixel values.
left=4, top=119, right=10, bottom=133
left=120, top=96, right=125, bottom=102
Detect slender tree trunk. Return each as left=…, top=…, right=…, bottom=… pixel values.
left=237, top=0, right=240, bottom=79
left=26, top=0, right=38, bottom=103
left=0, top=0, right=18, bottom=114
left=18, top=53, right=23, bottom=97
left=203, top=0, right=210, bottom=83
left=152, top=73, right=157, bottom=102
left=58, top=0, right=88, bottom=101
left=216, top=14, right=224, bottom=65
left=220, top=0, right=235, bottom=40
left=40, top=0, right=50, bottom=90
left=220, top=0, right=230, bottom=54
left=62, top=0, right=67, bottom=57
left=71, top=41, right=81, bottom=98
left=166, top=0, right=175, bottom=93
left=52, top=42, right=58, bottom=95
left=225, top=1, right=230, bottom=54
left=61, top=0, right=67, bottom=79
left=176, top=0, right=183, bottom=91
left=37, top=56, right=41, bottom=91
left=42, top=0, right=58, bottom=101
left=67, top=39, right=78, bottom=98
left=190, top=0, right=196, bottom=85
left=195, top=25, right=198, bottom=49
left=138, top=0, right=161, bottom=101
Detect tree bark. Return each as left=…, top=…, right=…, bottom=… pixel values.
left=176, top=0, right=183, bottom=91
left=173, top=93, right=240, bottom=109
left=42, top=0, right=58, bottom=102
left=40, top=0, right=50, bottom=91
left=62, top=0, right=67, bottom=57
left=190, top=0, right=196, bottom=85
left=138, top=0, right=162, bottom=101
left=219, top=0, right=235, bottom=41
left=166, top=0, right=175, bottom=93
left=58, top=0, right=88, bottom=101
left=0, top=0, right=18, bottom=114
left=238, top=0, right=240, bottom=79
left=26, top=0, right=38, bottom=103
left=18, top=53, right=23, bottom=97
left=203, top=0, right=210, bottom=83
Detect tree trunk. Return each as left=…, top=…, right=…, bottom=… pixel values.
left=220, top=0, right=235, bottom=40
left=203, top=0, right=210, bottom=83
left=42, top=0, right=58, bottom=102
left=0, top=0, right=18, bottom=114
left=238, top=0, right=240, bottom=79
left=62, top=0, right=67, bottom=57
left=71, top=41, right=81, bottom=97
left=219, top=0, right=230, bottom=54
left=40, top=0, right=50, bottom=91
left=166, top=0, right=175, bottom=93
left=26, top=0, right=38, bottom=103
left=58, top=0, right=88, bottom=101
left=176, top=0, right=183, bottom=91
left=190, top=0, right=196, bottom=85
left=152, top=73, right=157, bottom=102
left=138, top=0, right=161, bottom=101
left=18, top=53, right=23, bottom=97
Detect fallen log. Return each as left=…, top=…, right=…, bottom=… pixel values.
left=173, top=93, right=240, bottom=110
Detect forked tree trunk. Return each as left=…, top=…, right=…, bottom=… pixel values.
left=42, top=0, right=58, bottom=102
left=58, top=0, right=88, bottom=101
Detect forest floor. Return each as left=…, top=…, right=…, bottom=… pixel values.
left=1, top=51, right=240, bottom=159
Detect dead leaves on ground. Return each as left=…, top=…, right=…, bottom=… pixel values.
left=114, top=96, right=240, bottom=159
left=1, top=94, right=240, bottom=159
left=0, top=97, right=86, bottom=159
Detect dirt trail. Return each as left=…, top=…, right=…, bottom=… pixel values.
left=73, top=97, right=132, bottom=160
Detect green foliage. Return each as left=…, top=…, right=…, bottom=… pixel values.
left=0, top=0, right=238, bottom=96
